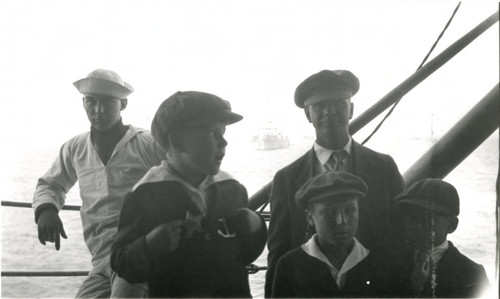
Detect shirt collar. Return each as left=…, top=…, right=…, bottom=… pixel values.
left=313, top=137, right=352, bottom=165
left=301, top=234, right=369, bottom=289
left=416, top=240, right=449, bottom=264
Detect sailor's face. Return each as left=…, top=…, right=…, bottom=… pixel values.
left=305, top=98, right=353, bottom=134
left=307, top=197, right=358, bottom=247
left=401, top=206, right=453, bottom=250
left=83, top=95, right=126, bottom=131
left=180, top=121, right=228, bottom=177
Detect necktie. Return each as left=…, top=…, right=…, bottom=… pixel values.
left=325, top=150, right=348, bottom=171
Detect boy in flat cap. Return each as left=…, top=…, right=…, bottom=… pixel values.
left=32, top=69, right=165, bottom=297
left=265, top=69, right=405, bottom=296
left=110, top=91, right=267, bottom=298
left=392, top=178, right=490, bottom=298
left=272, top=171, right=390, bottom=298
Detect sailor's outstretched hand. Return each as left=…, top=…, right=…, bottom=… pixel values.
left=37, top=209, right=67, bottom=251
left=224, top=208, right=262, bottom=236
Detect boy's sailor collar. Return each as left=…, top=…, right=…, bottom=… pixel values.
left=301, top=234, right=369, bottom=289
left=313, top=137, right=352, bottom=166
left=132, top=160, right=235, bottom=192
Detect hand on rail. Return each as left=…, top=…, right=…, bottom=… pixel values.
left=37, top=209, right=67, bottom=251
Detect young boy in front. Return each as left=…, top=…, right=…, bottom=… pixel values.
left=110, top=91, right=267, bottom=298
left=271, top=171, right=391, bottom=298
left=392, top=178, right=490, bottom=298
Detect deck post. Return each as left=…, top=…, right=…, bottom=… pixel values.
left=404, top=84, right=499, bottom=185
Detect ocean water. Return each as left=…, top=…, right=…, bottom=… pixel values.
left=1, top=134, right=498, bottom=298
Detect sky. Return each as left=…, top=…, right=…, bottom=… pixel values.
left=0, top=0, right=498, bottom=149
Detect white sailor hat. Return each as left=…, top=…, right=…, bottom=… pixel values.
left=73, top=69, right=134, bottom=99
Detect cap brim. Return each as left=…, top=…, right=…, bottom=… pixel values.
left=73, top=78, right=133, bottom=99
left=187, top=111, right=243, bottom=127
left=303, top=90, right=353, bottom=107
left=297, top=189, right=364, bottom=209
left=395, top=198, right=452, bottom=215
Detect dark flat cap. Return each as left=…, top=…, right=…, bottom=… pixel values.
left=295, top=171, right=368, bottom=209
left=395, top=179, right=460, bottom=216
left=294, top=70, right=360, bottom=108
left=151, top=91, right=243, bottom=150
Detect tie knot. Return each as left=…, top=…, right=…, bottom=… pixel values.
left=331, top=150, right=348, bottom=162
left=325, top=150, right=348, bottom=171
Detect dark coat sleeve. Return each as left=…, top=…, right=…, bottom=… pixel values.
left=265, top=168, right=293, bottom=297
left=110, top=188, right=151, bottom=283
left=227, top=182, right=268, bottom=265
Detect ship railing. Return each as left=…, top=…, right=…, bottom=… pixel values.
left=2, top=10, right=498, bottom=279
left=0, top=200, right=270, bottom=277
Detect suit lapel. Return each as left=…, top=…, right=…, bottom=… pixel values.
left=292, top=147, right=315, bottom=187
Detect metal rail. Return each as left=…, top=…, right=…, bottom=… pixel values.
left=1, top=201, right=80, bottom=210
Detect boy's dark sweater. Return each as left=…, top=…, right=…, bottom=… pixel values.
left=111, top=176, right=267, bottom=298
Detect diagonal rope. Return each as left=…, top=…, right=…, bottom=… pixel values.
left=361, top=2, right=462, bottom=145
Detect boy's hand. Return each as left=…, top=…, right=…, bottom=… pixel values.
left=224, top=208, right=262, bottom=236
left=410, top=251, right=430, bottom=294
left=145, top=220, right=184, bottom=255
left=37, top=209, right=67, bottom=251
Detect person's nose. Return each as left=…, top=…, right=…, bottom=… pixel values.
left=219, top=136, right=228, bottom=148
left=334, top=210, right=347, bottom=225
left=93, top=102, right=105, bottom=114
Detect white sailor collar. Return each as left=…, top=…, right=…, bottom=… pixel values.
left=301, top=234, right=369, bottom=289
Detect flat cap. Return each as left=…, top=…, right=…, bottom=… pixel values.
left=395, top=179, right=460, bottom=216
left=73, top=69, right=134, bottom=99
left=295, top=171, right=368, bottom=209
left=151, top=91, right=243, bottom=150
left=294, top=70, right=360, bottom=108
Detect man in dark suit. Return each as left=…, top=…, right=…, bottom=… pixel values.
left=391, top=179, right=490, bottom=298
left=265, top=69, right=406, bottom=297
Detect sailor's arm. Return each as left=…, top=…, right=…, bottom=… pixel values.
left=33, top=142, right=77, bottom=250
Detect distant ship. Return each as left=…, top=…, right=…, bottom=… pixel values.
left=252, top=122, right=290, bottom=150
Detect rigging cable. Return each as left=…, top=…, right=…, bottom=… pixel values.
left=361, top=1, right=462, bottom=145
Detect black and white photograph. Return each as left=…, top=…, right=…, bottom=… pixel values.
left=1, top=1, right=498, bottom=298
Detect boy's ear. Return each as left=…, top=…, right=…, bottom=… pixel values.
left=448, top=216, right=459, bottom=234
left=168, top=131, right=185, bottom=152
left=305, top=209, right=314, bottom=228
left=304, top=107, right=312, bottom=123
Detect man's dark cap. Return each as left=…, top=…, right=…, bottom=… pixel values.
left=151, top=91, right=243, bottom=150
left=395, top=179, right=460, bottom=216
left=295, top=171, right=368, bottom=209
left=294, top=70, right=360, bottom=108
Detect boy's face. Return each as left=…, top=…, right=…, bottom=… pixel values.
left=306, top=197, right=358, bottom=247
left=180, top=121, right=228, bottom=177
left=401, top=205, right=455, bottom=250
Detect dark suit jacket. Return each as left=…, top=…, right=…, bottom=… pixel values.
left=272, top=247, right=391, bottom=298
left=392, top=242, right=491, bottom=298
left=265, top=140, right=405, bottom=296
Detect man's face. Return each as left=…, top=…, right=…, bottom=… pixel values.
left=306, top=197, right=358, bottom=247
left=179, top=121, right=228, bottom=177
left=305, top=98, right=353, bottom=134
left=401, top=205, right=455, bottom=250
left=83, top=95, right=126, bottom=131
